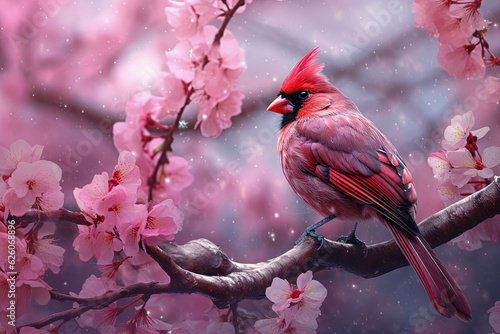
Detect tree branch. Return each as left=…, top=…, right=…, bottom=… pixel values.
left=147, top=176, right=500, bottom=307
left=20, top=177, right=500, bottom=329
left=14, top=208, right=91, bottom=228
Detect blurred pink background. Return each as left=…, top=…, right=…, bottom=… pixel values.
left=1, top=0, right=499, bottom=333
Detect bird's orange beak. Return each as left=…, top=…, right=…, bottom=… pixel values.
left=267, top=96, right=293, bottom=114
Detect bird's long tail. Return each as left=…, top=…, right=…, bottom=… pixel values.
left=382, top=219, right=472, bottom=321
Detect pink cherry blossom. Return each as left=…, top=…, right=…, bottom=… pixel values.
left=166, top=40, right=200, bottom=83
left=72, top=274, right=119, bottom=299
left=202, top=305, right=235, bottom=334
left=477, top=76, right=500, bottom=103
left=118, top=204, right=148, bottom=257
left=254, top=308, right=318, bottom=334
left=434, top=9, right=470, bottom=48
left=411, top=0, right=443, bottom=36
left=0, top=139, right=43, bottom=178
left=435, top=180, right=461, bottom=203
left=449, top=228, right=484, bottom=251
left=5, top=160, right=63, bottom=216
left=117, top=251, right=171, bottom=286
left=26, top=225, right=65, bottom=274
left=7, top=160, right=61, bottom=198
left=110, top=150, right=141, bottom=193
left=451, top=1, right=486, bottom=36
left=3, top=188, right=34, bottom=217
left=427, top=149, right=451, bottom=182
left=437, top=42, right=485, bottom=80
left=442, top=111, right=489, bottom=150
left=113, top=92, right=162, bottom=161
left=0, top=272, right=13, bottom=310
left=93, top=186, right=138, bottom=231
left=94, top=229, right=123, bottom=264
left=447, top=146, right=500, bottom=187
left=14, top=276, right=51, bottom=317
left=211, top=29, right=246, bottom=70
left=115, top=300, right=172, bottom=333
left=434, top=2, right=485, bottom=47
left=75, top=172, right=110, bottom=219
left=412, top=0, right=467, bottom=33
left=72, top=275, right=121, bottom=331
left=113, top=113, right=147, bottom=161
left=488, top=301, right=500, bottom=333
left=150, top=155, right=194, bottom=204
left=266, top=271, right=327, bottom=324
left=73, top=225, right=96, bottom=262
left=89, top=302, right=123, bottom=334
left=196, top=61, right=235, bottom=99
left=157, top=73, right=187, bottom=119
left=450, top=217, right=500, bottom=251
left=0, top=180, right=7, bottom=220
left=19, top=327, right=50, bottom=334
left=195, top=88, right=244, bottom=138
left=165, top=1, right=200, bottom=39
left=17, top=253, right=45, bottom=281
left=142, top=199, right=183, bottom=245
left=165, top=25, right=218, bottom=84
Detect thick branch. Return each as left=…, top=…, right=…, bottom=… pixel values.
left=20, top=177, right=500, bottom=329
left=147, top=176, right=500, bottom=307
left=14, top=208, right=90, bottom=228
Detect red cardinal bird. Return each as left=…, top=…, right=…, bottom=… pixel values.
left=267, top=47, right=471, bottom=321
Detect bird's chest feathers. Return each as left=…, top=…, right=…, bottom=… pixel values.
left=277, top=123, right=315, bottom=190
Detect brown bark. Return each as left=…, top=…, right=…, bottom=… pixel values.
left=22, top=177, right=500, bottom=329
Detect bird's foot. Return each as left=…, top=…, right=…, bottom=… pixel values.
left=337, top=223, right=367, bottom=253
left=294, top=228, right=325, bottom=248
left=294, top=214, right=336, bottom=249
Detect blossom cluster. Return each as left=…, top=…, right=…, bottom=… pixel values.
left=113, top=0, right=248, bottom=203
left=0, top=139, right=64, bottom=219
left=412, top=0, right=499, bottom=80
left=0, top=139, right=66, bottom=327
left=113, top=92, right=195, bottom=206
left=427, top=111, right=499, bottom=204
left=165, top=0, right=247, bottom=137
left=255, top=271, right=327, bottom=334
left=0, top=221, right=65, bottom=329
left=427, top=111, right=500, bottom=250
left=73, top=150, right=184, bottom=263
left=70, top=275, right=172, bottom=334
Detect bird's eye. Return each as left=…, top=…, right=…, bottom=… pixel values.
left=298, top=90, right=310, bottom=100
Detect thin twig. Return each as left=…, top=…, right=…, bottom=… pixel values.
left=147, top=0, right=247, bottom=202
left=231, top=303, right=240, bottom=334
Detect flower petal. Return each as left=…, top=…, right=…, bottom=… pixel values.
left=446, top=148, right=475, bottom=168
left=266, top=277, right=291, bottom=305
left=483, top=146, right=500, bottom=168
left=296, top=271, right=313, bottom=290
left=471, top=126, right=490, bottom=139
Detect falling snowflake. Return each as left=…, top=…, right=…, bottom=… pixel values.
left=178, top=120, right=189, bottom=129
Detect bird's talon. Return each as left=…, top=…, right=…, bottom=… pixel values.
left=294, top=229, right=325, bottom=249
left=337, top=223, right=366, bottom=251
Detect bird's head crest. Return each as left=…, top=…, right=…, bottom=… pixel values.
left=280, top=47, right=332, bottom=94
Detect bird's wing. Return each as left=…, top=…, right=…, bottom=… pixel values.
left=297, top=113, right=419, bottom=234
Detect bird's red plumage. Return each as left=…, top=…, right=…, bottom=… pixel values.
left=280, top=47, right=334, bottom=95
left=269, top=48, right=471, bottom=321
